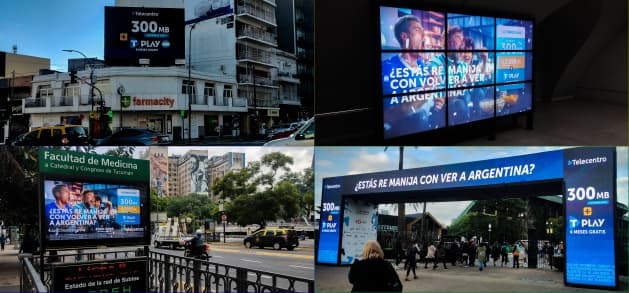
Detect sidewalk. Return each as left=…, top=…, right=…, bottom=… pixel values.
left=0, top=245, right=21, bottom=292
left=316, top=262, right=628, bottom=292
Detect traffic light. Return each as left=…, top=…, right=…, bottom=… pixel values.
left=69, top=71, right=78, bottom=84
left=180, top=110, right=188, bottom=118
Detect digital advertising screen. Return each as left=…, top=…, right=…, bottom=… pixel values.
left=381, top=52, right=446, bottom=95
left=379, top=4, right=533, bottom=139
left=496, top=52, right=533, bottom=83
left=563, top=148, right=617, bottom=289
left=496, top=18, right=534, bottom=50
left=383, top=92, right=446, bottom=139
left=52, top=259, right=147, bottom=292
left=447, top=52, right=495, bottom=88
left=39, top=149, right=150, bottom=249
left=495, top=82, right=532, bottom=116
left=448, top=86, right=495, bottom=126
left=104, top=6, right=185, bottom=66
left=447, top=13, right=495, bottom=50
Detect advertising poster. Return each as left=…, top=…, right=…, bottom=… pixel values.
left=447, top=86, right=495, bottom=126
left=447, top=13, right=495, bottom=50
left=380, top=6, right=445, bottom=51
left=564, top=148, right=617, bottom=289
left=341, top=199, right=378, bottom=265
left=185, top=0, right=233, bottom=23
left=39, top=149, right=149, bottom=248
left=104, top=6, right=185, bottom=66
left=149, top=148, right=168, bottom=197
left=43, top=180, right=145, bottom=240
left=496, top=52, right=533, bottom=83
left=383, top=91, right=447, bottom=139
left=495, top=82, right=532, bottom=116
left=318, top=178, right=343, bottom=264
left=496, top=18, right=534, bottom=50
left=52, top=259, right=147, bottom=292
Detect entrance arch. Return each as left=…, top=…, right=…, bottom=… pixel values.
left=317, top=147, right=618, bottom=290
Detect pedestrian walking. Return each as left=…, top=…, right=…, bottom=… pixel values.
left=468, top=239, right=477, bottom=268
left=434, top=242, right=448, bottom=270
left=405, top=241, right=419, bottom=281
left=424, top=242, right=436, bottom=269
left=491, top=241, right=500, bottom=266
left=348, top=240, right=403, bottom=292
left=0, top=234, right=5, bottom=251
left=500, top=241, right=510, bottom=267
left=477, top=243, right=487, bottom=271
left=394, top=237, right=404, bottom=269
left=512, top=242, right=520, bottom=268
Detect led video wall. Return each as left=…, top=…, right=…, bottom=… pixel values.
left=380, top=6, right=533, bottom=139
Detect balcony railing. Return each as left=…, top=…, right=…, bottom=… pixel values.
left=237, top=44, right=274, bottom=64
left=237, top=3, right=276, bottom=25
left=52, top=96, right=75, bottom=107
left=192, top=95, right=209, bottom=105
left=232, top=97, right=248, bottom=107
left=237, top=24, right=277, bottom=45
left=24, top=97, right=47, bottom=108
left=238, top=74, right=274, bottom=86
left=241, top=91, right=278, bottom=108
left=213, top=96, right=229, bottom=106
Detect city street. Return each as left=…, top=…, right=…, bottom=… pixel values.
left=152, top=240, right=314, bottom=280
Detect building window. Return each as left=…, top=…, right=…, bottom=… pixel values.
left=223, top=85, right=233, bottom=98
left=182, top=80, right=196, bottom=95
left=204, top=83, right=215, bottom=97
left=37, top=85, right=53, bottom=98
left=63, top=84, right=80, bottom=97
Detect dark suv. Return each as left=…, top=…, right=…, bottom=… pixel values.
left=243, top=227, right=299, bottom=251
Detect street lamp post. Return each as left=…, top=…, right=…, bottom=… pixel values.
left=63, top=49, right=105, bottom=137
left=187, top=24, right=196, bottom=144
left=219, top=200, right=226, bottom=243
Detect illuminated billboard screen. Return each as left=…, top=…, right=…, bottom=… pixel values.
left=104, top=6, right=185, bottom=66
left=39, top=149, right=150, bottom=249
left=379, top=5, right=533, bottom=139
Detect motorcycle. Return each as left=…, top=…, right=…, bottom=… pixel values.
left=184, top=240, right=211, bottom=260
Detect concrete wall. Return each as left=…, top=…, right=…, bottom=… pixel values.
left=3, top=53, right=50, bottom=78
left=188, top=16, right=237, bottom=76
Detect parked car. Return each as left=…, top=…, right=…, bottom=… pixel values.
left=8, top=133, right=25, bottom=146
left=97, top=128, right=170, bottom=146
left=15, top=125, right=89, bottom=146
left=264, top=118, right=314, bottom=146
left=243, top=227, right=300, bottom=251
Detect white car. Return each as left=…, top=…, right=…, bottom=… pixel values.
left=264, top=117, right=314, bottom=146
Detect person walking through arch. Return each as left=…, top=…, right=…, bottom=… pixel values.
left=348, top=240, right=403, bottom=292
left=424, top=242, right=436, bottom=269
left=512, top=242, right=520, bottom=269
left=405, top=241, right=419, bottom=281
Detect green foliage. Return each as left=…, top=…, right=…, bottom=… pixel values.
left=227, top=181, right=300, bottom=227
left=104, top=146, right=135, bottom=158
left=448, top=199, right=528, bottom=243
left=150, top=189, right=168, bottom=212
left=166, top=194, right=216, bottom=221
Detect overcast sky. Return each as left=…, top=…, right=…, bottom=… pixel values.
left=315, top=147, right=628, bottom=226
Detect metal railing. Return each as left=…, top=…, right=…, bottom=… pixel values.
left=19, top=254, right=48, bottom=293
left=192, top=95, right=209, bottom=105
left=148, top=251, right=313, bottom=293
left=237, top=24, right=277, bottom=45
left=20, top=249, right=313, bottom=293
left=237, top=3, right=276, bottom=25
left=213, top=96, right=229, bottom=106
left=237, top=44, right=274, bottom=64
left=238, top=74, right=275, bottom=86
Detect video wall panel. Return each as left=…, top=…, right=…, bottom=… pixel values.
left=379, top=5, right=533, bottom=139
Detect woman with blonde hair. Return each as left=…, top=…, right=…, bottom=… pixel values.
left=348, top=240, right=403, bottom=292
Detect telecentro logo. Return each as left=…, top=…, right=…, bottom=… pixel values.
left=567, top=156, right=607, bottom=167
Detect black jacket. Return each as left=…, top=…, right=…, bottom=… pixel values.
left=348, top=258, right=402, bottom=292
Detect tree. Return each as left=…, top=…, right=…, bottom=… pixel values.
left=104, top=146, right=135, bottom=158
left=211, top=168, right=256, bottom=200
left=150, top=188, right=168, bottom=212
left=227, top=180, right=300, bottom=228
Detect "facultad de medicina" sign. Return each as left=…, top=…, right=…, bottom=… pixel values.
left=39, top=149, right=149, bottom=181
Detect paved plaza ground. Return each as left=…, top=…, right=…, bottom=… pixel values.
left=316, top=261, right=628, bottom=292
